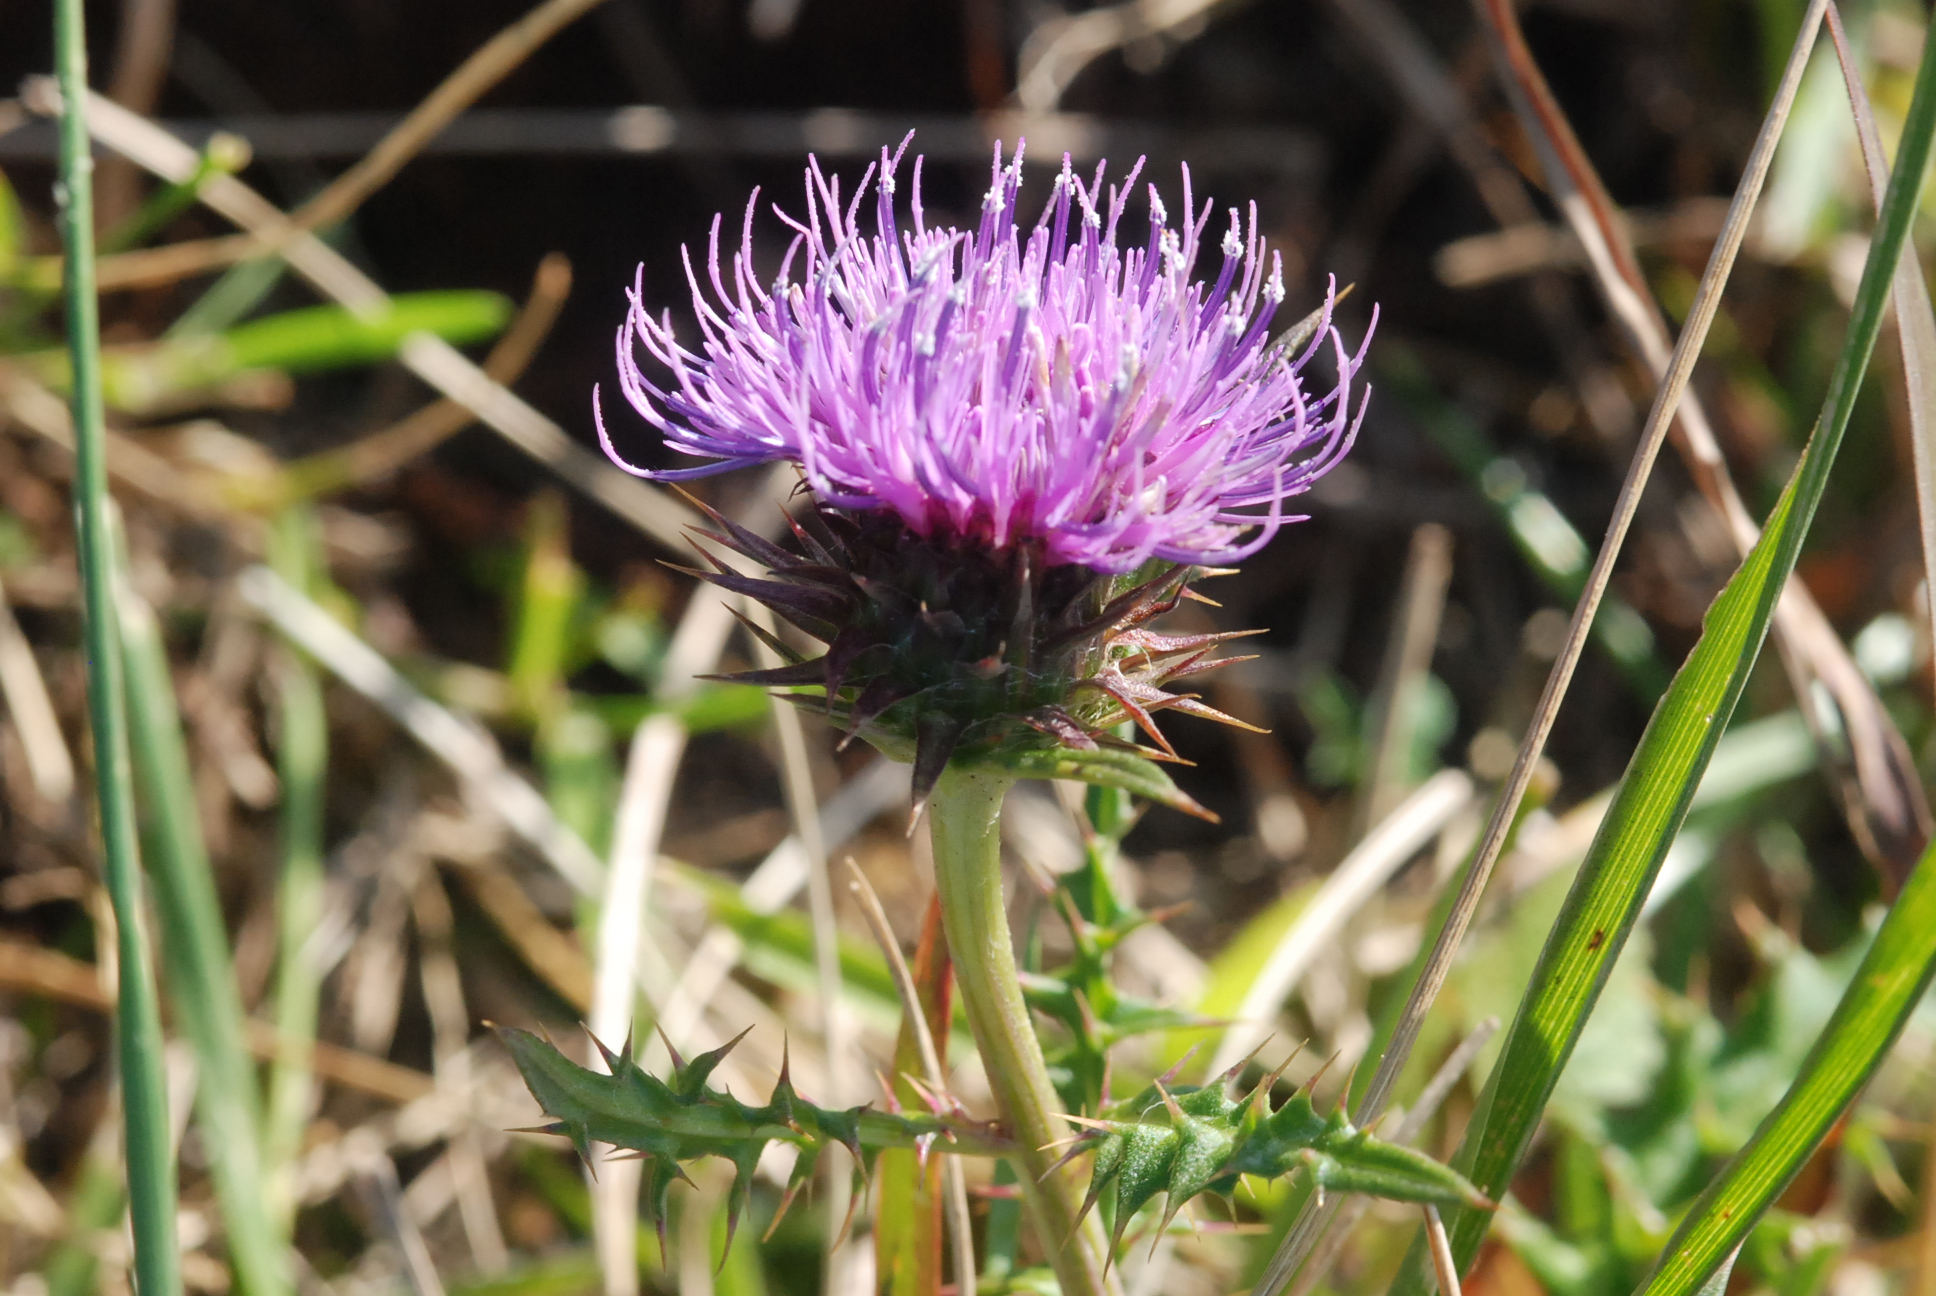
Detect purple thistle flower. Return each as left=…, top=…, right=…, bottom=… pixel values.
left=599, top=137, right=1372, bottom=575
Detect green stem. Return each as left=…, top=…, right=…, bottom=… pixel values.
left=928, top=768, right=1115, bottom=1296
left=264, top=508, right=328, bottom=1231
left=52, top=8, right=182, bottom=1295
left=120, top=580, right=285, bottom=1296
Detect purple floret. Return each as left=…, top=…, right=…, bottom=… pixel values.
left=599, top=136, right=1372, bottom=574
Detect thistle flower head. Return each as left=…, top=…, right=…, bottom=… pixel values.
left=600, top=136, right=1371, bottom=574
left=600, top=138, right=1373, bottom=807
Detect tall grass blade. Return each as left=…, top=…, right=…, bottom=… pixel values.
left=1391, top=16, right=1936, bottom=1290
left=119, top=572, right=287, bottom=1296
left=43, top=1117, right=127, bottom=1296
left=1635, top=829, right=1936, bottom=1296
left=263, top=506, right=330, bottom=1240
left=1346, top=0, right=1827, bottom=1137
left=51, top=2, right=182, bottom=1291
left=1261, top=13, right=1836, bottom=1286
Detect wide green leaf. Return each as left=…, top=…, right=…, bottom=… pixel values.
left=1393, top=15, right=1936, bottom=1290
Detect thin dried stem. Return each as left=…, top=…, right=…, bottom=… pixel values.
left=237, top=566, right=608, bottom=893
left=1355, top=523, right=1454, bottom=836
left=290, top=0, right=615, bottom=234
left=1320, top=0, right=1627, bottom=440
left=745, top=605, right=843, bottom=1101
left=0, top=574, right=75, bottom=807
left=280, top=252, right=573, bottom=500
left=1423, top=1205, right=1462, bottom=1296
left=589, top=585, right=733, bottom=1296
left=1286, top=1018, right=1501, bottom=1296
left=1206, top=768, right=1473, bottom=1079
left=1825, top=2, right=1936, bottom=704
left=587, top=467, right=794, bottom=1296
left=847, top=863, right=980, bottom=1296
left=354, top=1155, right=448, bottom=1296
left=1471, top=0, right=1930, bottom=877
left=736, top=595, right=859, bottom=1283
left=1016, top=0, right=1228, bottom=112
left=412, top=871, right=510, bottom=1274
left=74, top=0, right=612, bottom=280
left=28, top=82, right=704, bottom=554
left=0, top=370, right=222, bottom=520
left=0, top=937, right=437, bottom=1102
left=95, top=0, right=177, bottom=229
left=648, top=762, right=908, bottom=1075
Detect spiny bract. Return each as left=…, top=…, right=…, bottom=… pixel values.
left=679, top=496, right=1265, bottom=811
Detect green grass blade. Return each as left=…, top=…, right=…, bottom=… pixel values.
left=218, top=290, right=510, bottom=372
left=53, top=2, right=182, bottom=1290
left=1393, top=17, right=1936, bottom=1291
left=43, top=1119, right=127, bottom=1296
left=14, top=290, right=513, bottom=414
left=1632, top=833, right=1936, bottom=1296
left=263, top=506, right=329, bottom=1240
left=119, top=573, right=287, bottom=1296
left=510, top=492, right=584, bottom=724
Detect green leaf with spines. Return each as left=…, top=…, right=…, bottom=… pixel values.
left=500, top=1024, right=1486, bottom=1269
left=1067, top=1067, right=1491, bottom=1252
left=499, top=1025, right=994, bottom=1254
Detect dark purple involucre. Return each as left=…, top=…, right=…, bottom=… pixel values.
left=599, top=138, right=1371, bottom=574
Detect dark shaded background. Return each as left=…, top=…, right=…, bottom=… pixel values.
left=0, top=0, right=1896, bottom=935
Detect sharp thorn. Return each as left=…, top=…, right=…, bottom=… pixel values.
left=1251, top=1045, right=1304, bottom=1114
left=586, top=1028, right=624, bottom=1073
left=655, top=1024, right=686, bottom=1073
left=1038, top=1133, right=1092, bottom=1151
left=1038, top=1143, right=1091, bottom=1181
left=1156, top=1044, right=1201, bottom=1088
left=1219, top=1034, right=1275, bottom=1088
left=1304, top=1050, right=1342, bottom=1098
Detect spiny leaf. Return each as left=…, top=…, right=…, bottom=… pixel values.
left=1065, top=1061, right=1490, bottom=1242
left=498, top=1026, right=997, bottom=1246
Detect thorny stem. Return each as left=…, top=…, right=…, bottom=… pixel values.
left=928, top=768, right=1119, bottom=1296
